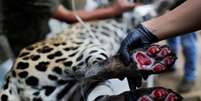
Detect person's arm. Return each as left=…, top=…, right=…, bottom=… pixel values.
left=143, top=0, right=201, bottom=40
left=119, top=0, right=201, bottom=65
left=53, top=0, right=136, bottom=23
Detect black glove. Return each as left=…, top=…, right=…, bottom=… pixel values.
left=119, top=24, right=159, bottom=65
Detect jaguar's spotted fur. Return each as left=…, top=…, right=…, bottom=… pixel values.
left=0, top=19, right=182, bottom=101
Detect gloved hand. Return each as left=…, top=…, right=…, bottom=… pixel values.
left=119, top=24, right=159, bottom=65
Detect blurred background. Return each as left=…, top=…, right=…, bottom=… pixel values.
left=0, top=0, right=200, bottom=100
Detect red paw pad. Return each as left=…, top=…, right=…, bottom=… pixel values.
left=138, top=95, right=153, bottom=101
left=165, top=93, right=178, bottom=101
left=131, top=44, right=176, bottom=73
left=162, top=56, right=175, bottom=66
left=152, top=63, right=166, bottom=73
left=133, top=51, right=153, bottom=70
left=151, top=88, right=168, bottom=100
left=147, top=45, right=160, bottom=56
left=157, top=47, right=171, bottom=58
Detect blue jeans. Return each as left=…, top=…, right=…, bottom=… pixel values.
left=167, top=32, right=198, bottom=81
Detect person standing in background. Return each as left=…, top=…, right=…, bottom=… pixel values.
left=2, top=0, right=136, bottom=56
left=119, top=0, right=201, bottom=94
left=167, top=32, right=198, bottom=93
left=167, top=0, right=198, bottom=93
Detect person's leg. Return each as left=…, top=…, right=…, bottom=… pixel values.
left=167, top=37, right=179, bottom=54
left=178, top=32, right=198, bottom=93
left=181, top=32, right=198, bottom=81
left=167, top=37, right=180, bottom=71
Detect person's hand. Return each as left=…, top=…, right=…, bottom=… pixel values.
left=119, top=24, right=159, bottom=65
left=111, top=0, right=137, bottom=15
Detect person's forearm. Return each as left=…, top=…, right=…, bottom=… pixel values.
left=142, top=0, right=201, bottom=40
left=53, top=5, right=118, bottom=24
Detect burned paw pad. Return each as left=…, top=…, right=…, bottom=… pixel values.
left=150, top=88, right=168, bottom=100
left=137, top=95, right=153, bottom=101
left=137, top=87, right=182, bottom=101
left=132, top=44, right=176, bottom=73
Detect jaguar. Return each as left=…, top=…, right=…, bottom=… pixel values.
left=0, top=18, right=182, bottom=101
